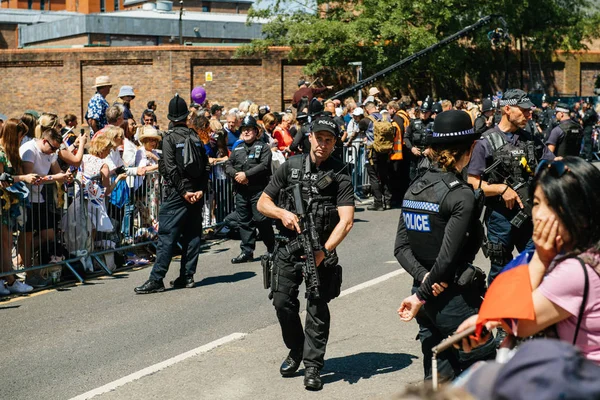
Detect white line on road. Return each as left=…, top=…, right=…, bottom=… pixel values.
left=69, top=332, right=247, bottom=400
left=338, top=269, right=405, bottom=298
left=69, top=268, right=407, bottom=400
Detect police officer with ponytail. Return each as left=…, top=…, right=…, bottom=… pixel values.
left=257, top=115, right=354, bottom=391
left=396, top=110, right=496, bottom=381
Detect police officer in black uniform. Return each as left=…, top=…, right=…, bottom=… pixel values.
left=405, top=98, right=434, bottom=180
left=538, top=94, right=555, bottom=136
left=135, top=94, right=208, bottom=294
left=257, top=116, right=354, bottom=391
left=226, top=115, right=275, bottom=263
left=545, top=102, right=583, bottom=156
left=581, top=100, right=598, bottom=161
left=396, top=110, right=496, bottom=381
left=467, top=89, right=554, bottom=285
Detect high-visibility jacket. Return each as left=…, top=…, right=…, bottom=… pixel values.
left=390, top=110, right=410, bottom=161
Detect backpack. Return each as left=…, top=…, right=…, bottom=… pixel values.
left=367, top=115, right=395, bottom=153
left=183, top=134, right=207, bottom=179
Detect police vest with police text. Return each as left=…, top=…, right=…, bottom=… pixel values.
left=278, top=154, right=341, bottom=244
left=402, top=171, right=464, bottom=268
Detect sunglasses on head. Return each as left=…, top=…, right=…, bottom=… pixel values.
left=535, top=159, right=569, bottom=179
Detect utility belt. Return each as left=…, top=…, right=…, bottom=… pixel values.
left=454, top=263, right=486, bottom=292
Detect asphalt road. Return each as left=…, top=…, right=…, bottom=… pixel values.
left=1, top=205, right=488, bottom=400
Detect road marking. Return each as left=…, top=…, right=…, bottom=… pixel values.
left=385, top=260, right=398, bottom=264
left=69, top=332, right=247, bottom=400
left=338, top=269, right=405, bottom=298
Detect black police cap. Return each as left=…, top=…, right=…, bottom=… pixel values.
left=167, top=94, right=189, bottom=122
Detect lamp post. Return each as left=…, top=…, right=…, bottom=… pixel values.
left=179, top=0, right=184, bottom=45
left=348, top=61, right=362, bottom=104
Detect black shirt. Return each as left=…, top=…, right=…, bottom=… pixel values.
left=264, top=154, right=354, bottom=208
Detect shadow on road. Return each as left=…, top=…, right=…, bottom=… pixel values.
left=196, top=271, right=256, bottom=287
left=321, top=352, right=418, bottom=385
left=0, top=304, right=21, bottom=310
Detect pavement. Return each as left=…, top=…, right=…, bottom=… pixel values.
left=0, top=205, right=489, bottom=400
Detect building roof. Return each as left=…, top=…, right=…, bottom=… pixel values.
left=17, top=9, right=268, bottom=47
left=0, top=9, right=82, bottom=24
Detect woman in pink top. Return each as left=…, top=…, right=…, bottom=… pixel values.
left=272, top=113, right=295, bottom=157
left=458, top=157, right=600, bottom=363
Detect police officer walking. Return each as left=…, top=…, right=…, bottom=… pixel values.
left=545, top=102, right=583, bottom=156
left=226, top=115, right=275, bottom=263
left=581, top=100, right=598, bottom=161
left=405, top=98, right=434, bottom=180
left=467, top=89, right=554, bottom=285
left=135, top=94, right=208, bottom=294
left=257, top=115, right=354, bottom=391
left=396, top=110, right=496, bottom=381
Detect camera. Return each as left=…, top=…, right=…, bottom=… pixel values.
left=115, top=166, right=127, bottom=175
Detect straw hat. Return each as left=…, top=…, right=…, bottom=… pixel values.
left=93, top=76, right=112, bottom=88
left=368, top=87, right=380, bottom=96
left=138, top=126, right=162, bottom=142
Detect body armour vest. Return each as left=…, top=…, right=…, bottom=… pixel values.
left=411, top=119, right=431, bottom=148
left=402, top=169, right=483, bottom=268
left=556, top=120, right=583, bottom=157
left=278, top=154, right=341, bottom=244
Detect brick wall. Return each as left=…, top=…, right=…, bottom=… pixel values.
left=0, top=46, right=306, bottom=125
left=0, top=24, right=17, bottom=49
left=580, top=62, right=600, bottom=97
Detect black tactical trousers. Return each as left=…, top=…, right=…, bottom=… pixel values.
left=366, top=151, right=392, bottom=206
left=150, top=189, right=203, bottom=281
left=582, top=126, right=594, bottom=160
left=235, top=190, right=275, bottom=254
left=413, top=286, right=496, bottom=381
left=271, top=245, right=331, bottom=369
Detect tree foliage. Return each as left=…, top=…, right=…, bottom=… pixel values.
left=239, top=0, right=600, bottom=98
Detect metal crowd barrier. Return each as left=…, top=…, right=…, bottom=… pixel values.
left=342, top=141, right=370, bottom=199
left=1, top=150, right=368, bottom=296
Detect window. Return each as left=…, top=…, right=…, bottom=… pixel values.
left=40, top=0, right=45, bottom=10
left=100, top=0, right=105, bottom=12
left=202, top=3, right=210, bottom=12
left=27, top=0, right=33, bottom=9
left=114, top=0, right=119, bottom=10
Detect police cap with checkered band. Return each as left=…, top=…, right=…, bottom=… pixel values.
left=430, top=109, right=477, bottom=145
left=499, top=89, right=534, bottom=109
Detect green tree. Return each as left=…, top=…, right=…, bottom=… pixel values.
left=239, top=0, right=600, bottom=98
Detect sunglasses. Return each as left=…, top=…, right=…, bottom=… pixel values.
left=44, top=139, right=60, bottom=152
left=535, top=159, right=569, bottom=179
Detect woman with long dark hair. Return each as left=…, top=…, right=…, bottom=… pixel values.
left=458, top=156, right=600, bottom=363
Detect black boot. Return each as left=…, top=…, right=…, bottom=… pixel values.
left=231, top=252, right=254, bottom=264
left=304, top=366, right=323, bottom=391
left=170, top=275, right=194, bottom=289
left=279, top=349, right=302, bottom=377
left=367, top=202, right=384, bottom=211
left=134, top=279, right=165, bottom=294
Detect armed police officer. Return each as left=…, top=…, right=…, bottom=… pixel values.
left=467, top=89, right=554, bottom=285
left=538, top=94, right=555, bottom=136
left=135, top=94, right=208, bottom=294
left=226, top=115, right=275, bottom=263
left=396, top=110, right=496, bottom=381
left=545, top=102, right=583, bottom=156
left=257, top=116, right=354, bottom=391
left=405, top=98, right=434, bottom=180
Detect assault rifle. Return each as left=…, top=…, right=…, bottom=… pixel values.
left=286, top=183, right=321, bottom=300
left=484, top=159, right=533, bottom=228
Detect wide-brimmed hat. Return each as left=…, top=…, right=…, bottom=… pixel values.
left=138, top=126, right=162, bottom=142
left=93, top=76, right=112, bottom=88
left=430, top=109, right=476, bottom=145
left=118, top=85, right=135, bottom=98
left=368, top=87, right=380, bottom=96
